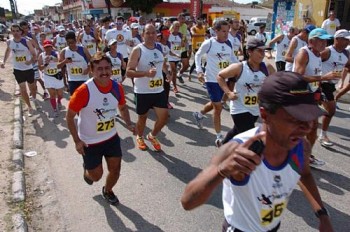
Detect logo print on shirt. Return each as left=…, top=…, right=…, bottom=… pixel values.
left=221, top=46, right=225, bottom=51
left=154, top=53, right=158, bottom=59
left=339, top=55, right=342, bottom=61
left=149, top=61, right=156, bottom=68
left=216, top=53, right=224, bottom=60
left=94, top=108, right=105, bottom=120
left=244, top=83, right=254, bottom=92
left=272, top=175, right=283, bottom=188
left=103, top=97, right=109, bottom=106
left=257, top=194, right=273, bottom=208
left=116, top=34, right=124, bottom=42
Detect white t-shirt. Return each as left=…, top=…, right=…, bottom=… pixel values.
left=105, top=28, right=132, bottom=58
left=321, top=18, right=341, bottom=35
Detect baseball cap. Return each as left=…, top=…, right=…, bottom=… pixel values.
left=304, top=24, right=316, bottom=33
left=43, top=40, right=53, bottom=48
left=246, top=38, right=268, bottom=50
left=258, top=71, right=324, bottom=122
left=308, top=28, right=333, bottom=40
left=130, top=23, right=139, bottom=29
left=108, top=39, right=117, bottom=47
left=334, top=29, right=350, bottom=39
left=128, top=17, right=138, bottom=23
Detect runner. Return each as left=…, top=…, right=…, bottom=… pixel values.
left=285, top=25, right=315, bottom=71
left=293, top=28, right=338, bottom=167
left=78, top=23, right=97, bottom=56
left=66, top=52, right=134, bottom=205
left=42, top=20, right=54, bottom=41
left=126, top=24, right=169, bottom=152
left=57, top=31, right=91, bottom=95
left=189, top=18, right=206, bottom=76
left=181, top=71, right=334, bottom=232
left=268, top=27, right=297, bottom=71
left=177, top=13, right=190, bottom=83
left=53, top=27, right=67, bottom=52
left=168, top=21, right=184, bottom=93
left=217, top=38, right=275, bottom=145
left=105, top=16, right=132, bottom=82
left=97, top=16, right=112, bottom=52
left=1, top=24, right=37, bottom=116
left=319, top=29, right=350, bottom=147
left=105, top=39, right=125, bottom=83
left=38, top=40, right=64, bottom=117
left=192, top=20, right=238, bottom=147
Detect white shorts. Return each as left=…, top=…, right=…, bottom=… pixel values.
left=43, top=74, right=64, bottom=89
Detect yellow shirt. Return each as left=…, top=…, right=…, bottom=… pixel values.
left=191, top=26, right=206, bottom=50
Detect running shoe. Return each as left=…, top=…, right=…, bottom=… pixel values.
left=83, top=164, right=93, bottom=185
left=102, top=186, right=119, bottom=205
left=53, top=110, right=59, bottom=118
left=215, top=135, right=223, bottom=148
left=28, top=108, right=34, bottom=117
left=192, top=112, right=204, bottom=129
left=177, top=72, right=185, bottom=84
left=146, top=133, right=162, bottom=151
left=309, top=155, right=325, bottom=168
left=43, top=92, right=49, bottom=100
left=318, top=136, right=334, bottom=147
left=173, top=87, right=179, bottom=94
left=222, top=102, right=229, bottom=110
left=136, top=136, right=148, bottom=150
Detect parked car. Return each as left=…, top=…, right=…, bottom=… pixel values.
left=247, top=22, right=266, bottom=35
left=0, top=23, right=10, bottom=41
left=249, top=17, right=267, bottom=24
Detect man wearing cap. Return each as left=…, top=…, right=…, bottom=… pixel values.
left=285, top=25, right=315, bottom=71
left=318, top=29, right=350, bottom=147
left=181, top=71, right=334, bottom=232
left=105, top=16, right=132, bottom=81
left=293, top=28, right=339, bottom=167
left=128, top=23, right=143, bottom=53
left=53, top=27, right=67, bottom=52
left=42, top=20, right=54, bottom=41
left=217, top=38, right=275, bottom=146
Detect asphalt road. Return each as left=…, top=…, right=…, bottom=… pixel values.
left=10, top=51, right=350, bottom=231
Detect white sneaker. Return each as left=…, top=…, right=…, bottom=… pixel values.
left=53, top=110, right=59, bottom=118
left=222, top=102, right=229, bottom=110
left=192, top=112, right=204, bottom=129
left=215, top=135, right=223, bottom=147
left=318, top=136, right=334, bottom=147
left=309, top=156, right=325, bottom=168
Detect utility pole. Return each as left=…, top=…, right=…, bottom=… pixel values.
left=9, top=0, right=18, bottom=19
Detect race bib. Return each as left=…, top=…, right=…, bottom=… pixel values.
left=70, top=67, right=83, bottom=75
left=260, top=201, right=286, bottom=226
left=96, top=118, right=115, bottom=133
left=46, top=68, right=58, bottom=75
left=86, top=44, right=94, bottom=49
left=173, top=45, right=181, bottom=51
left=234, top=50, right=239, bottom=57
left=149, top=78, right=163, bottom=88
left=218, top=61, right=230, bottom=70
left=196, top=42, right=202, bottom=48
left=244, top=94, right=258, bottom=106
left=15, top=56, right=26, bottom=62
left=112, top=69, right=121, bottom=76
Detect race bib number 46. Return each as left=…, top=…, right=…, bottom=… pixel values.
left=260, top=201, right=286, bottom=226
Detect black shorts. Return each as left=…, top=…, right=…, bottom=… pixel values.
left=180, top=51, right=188, bottom=59
left=275, top=61, right=286, bottom=72
left=321, top=82, right=336, bottom=101
left=83, top=133, right=122, bottom=170
left=68, top=81, right=86, bottom=95
left=13, top=69, right=35, bottom=84
left=121, top=57, right=129, bottom=77
left=135, top=91, right=168, bottom=115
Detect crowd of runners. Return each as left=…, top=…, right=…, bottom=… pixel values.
left=0, top=12, right=349, bottom=230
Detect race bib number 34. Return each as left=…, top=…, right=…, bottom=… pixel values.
left=149, top=78, right=163, bottom=88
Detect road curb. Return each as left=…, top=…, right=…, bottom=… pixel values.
left=12, top=95, right=28, bottom=232
left=13, top=98, right=23, bottom=149
left=12, top=213, right=28, bottom=232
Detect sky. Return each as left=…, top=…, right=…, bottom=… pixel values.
left=0, top=0, right=254, bottom=15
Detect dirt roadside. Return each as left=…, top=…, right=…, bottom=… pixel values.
left=0, top=41, right=17, bottom=231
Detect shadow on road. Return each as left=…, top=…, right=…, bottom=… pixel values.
left=148, top=151, right=223, bottom=210
left=93, top=195, right=164, bottom=232
left=313, top=168, right=350, bottom=194
left=288, top=189, right=350, bottom=231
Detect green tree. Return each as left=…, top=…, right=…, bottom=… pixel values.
left=125, top=0, right=163, bottom=14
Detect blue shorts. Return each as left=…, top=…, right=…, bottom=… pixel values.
left=206, top=82, right=224, bottom=103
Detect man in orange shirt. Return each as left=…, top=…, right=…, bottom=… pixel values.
left=66, top=52, right=134, bottom=205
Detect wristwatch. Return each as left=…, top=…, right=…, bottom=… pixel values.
left=315, top=207, right=329, bottom=218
